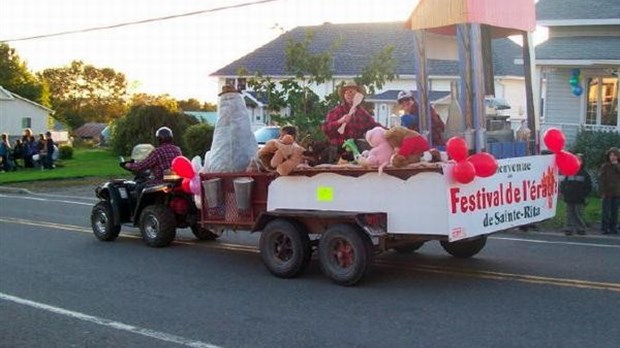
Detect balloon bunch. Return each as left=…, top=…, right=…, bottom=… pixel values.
left=543, top=128, right=581, bottom=176
left=446, top=137, right=498, bottom=184
left=569, top=68, right=583, bottom=96
left=171, top=156, right=206, bottom=209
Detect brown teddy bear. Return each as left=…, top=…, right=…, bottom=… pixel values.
left=384, top=126, right=441, bottom=167
left=257, top=134, right=305, bottom=175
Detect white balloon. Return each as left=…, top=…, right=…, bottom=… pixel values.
left=200, top=151, right=211, bottom=174
left=193, top=194, right=202, bottom=209
left=191, top=156, right=203, bottom=173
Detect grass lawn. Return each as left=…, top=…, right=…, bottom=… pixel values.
left=538, top=196, right=603, bottom=231
left=0, top=147, right=129, bottom=185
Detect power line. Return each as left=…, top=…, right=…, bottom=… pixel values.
left=1, top=0, right=280, bottom=42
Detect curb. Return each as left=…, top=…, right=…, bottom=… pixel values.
left=0, top=186, right=33, bottom=195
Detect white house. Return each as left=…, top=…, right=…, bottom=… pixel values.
left=0, top=86, right=55, bottom=138
left=211, top=22, right=528, bottom=130
left=536, top=0, right=620, bottom=144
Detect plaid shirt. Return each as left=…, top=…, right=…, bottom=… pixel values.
left=126, top=143, right=182, bottom=184
left=322, top=104, right=383, bottom=146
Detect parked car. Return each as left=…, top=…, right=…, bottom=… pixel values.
left=254, top=126, right=280, bottom=148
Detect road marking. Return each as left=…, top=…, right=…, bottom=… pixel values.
left=0, top=193, right=94, bottom=206
left=2, top=217, right=619, bottom=292
left=491, top=236, right=620, bottom=247
left=0, top=292, right=224, bottom=348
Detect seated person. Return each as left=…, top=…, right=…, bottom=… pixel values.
left=124, top=127, right=182, bottom=185
left=397, top=90, right=446, bottom=146
left=321, top=81, right=383, bottom=161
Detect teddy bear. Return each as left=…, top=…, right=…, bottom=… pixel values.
left=384, top=126, right=441, bottom=168
left=257, top=134, right=305, bottom=175
left=357, top=127, right=393, bottom=172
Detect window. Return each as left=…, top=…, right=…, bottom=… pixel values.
left=224, top=78, right=246, bottom=91
left=21, top=117, right=31, bottom=128
left=225, top=78, right=235, bottom=87
left=585, top=76, right=619, bottom=126
left=237, top=78, right=247, bottom=91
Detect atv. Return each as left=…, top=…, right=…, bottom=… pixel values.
left=90, top=146, right=217, bottom=247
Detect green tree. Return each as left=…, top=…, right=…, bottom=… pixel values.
left=177, top=98, right=202, bottom=111
left=39, top=60, right=128, bottom=129
left=202, top=101, right=217, bottom=111
left=246, top=30, right=397, bottom=143
left=110, top=104, right=198, bottom=156
left=129, top=93, right=179, bottom=112
left=0, top=42, right=50, bottom=107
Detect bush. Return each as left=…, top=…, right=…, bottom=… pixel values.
left=571, top=129, right=620, bottom=170
left=182, top=123, right=215, bottom=159
left=111, top=105, right=199, bottom=155
left=58, top=145, right=74, bottom=159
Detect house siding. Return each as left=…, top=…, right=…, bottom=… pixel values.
left=0, top=98, right=51, bottom=137
left=541, top=69, right=583, bottom=143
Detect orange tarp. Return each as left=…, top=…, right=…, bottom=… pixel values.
left=405, top=0, right=536, bottom=37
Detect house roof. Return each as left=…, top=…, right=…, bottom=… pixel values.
left=536, top=36, right=620, bottom=61
left=536, top=0, right=620, bottom=21
left=184, top=111, right=218, bottom=125
left=73, top=122, right=107, bottom=139
left=366, top=90, right=450, bottom=103
left=211, top=22, right=525, bottom=78
left=0, top=85, right=54, bottom=113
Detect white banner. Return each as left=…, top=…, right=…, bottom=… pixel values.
left=445, top=155, right=559, bottom=241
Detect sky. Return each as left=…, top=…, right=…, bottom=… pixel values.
left=0, top=0, right=545, bottom=104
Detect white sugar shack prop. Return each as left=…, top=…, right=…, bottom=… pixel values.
left=168, top=0, right=576, bottom=286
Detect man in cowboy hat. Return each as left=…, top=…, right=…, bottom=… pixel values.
left=321, top=81, right=383, bottom=160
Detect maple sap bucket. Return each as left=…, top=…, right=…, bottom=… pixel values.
left=203, top=178, right=223, bottom=207
left=233, top=177, right=254, bottom=210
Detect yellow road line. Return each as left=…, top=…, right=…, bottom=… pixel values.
left=2, top=217, right=619, bottom=292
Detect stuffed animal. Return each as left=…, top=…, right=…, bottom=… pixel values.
left=384, top=126, right=440, bottom=167
left=257, top=135, right=305, bottom=175
left=357, top=127, right=393, bottom=172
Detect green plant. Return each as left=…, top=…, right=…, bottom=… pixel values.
left=182, top=123, right=215, bottom=159
left=571, top=129, right=620, bottom=170
left=58, top=145, right=73, bottom=159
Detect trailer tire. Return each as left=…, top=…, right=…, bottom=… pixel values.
left=91, top=201, right=121, bottom=241
left=440, top=236, right=487, bottom=258
left=259, top=219, right=311, bottom=278
left=319, top=224, right=373, bottom=286
left=393, top=241, right=425, bottom=253
left=139, top=204, right=176, bottom=247
left=190, top=225, right=219, bottom=241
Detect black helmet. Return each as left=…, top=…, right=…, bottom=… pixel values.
left=155, top=126, right=173, bottom=144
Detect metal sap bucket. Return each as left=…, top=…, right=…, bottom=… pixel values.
left=202, top=178, right=223, bottom=207
left=233, top=177, right=254, bottom=210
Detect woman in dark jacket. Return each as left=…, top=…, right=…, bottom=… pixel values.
left=560, top=154, right=592, bottom=235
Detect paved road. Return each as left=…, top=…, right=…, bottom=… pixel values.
left=1, top=185, right=619, bottom=348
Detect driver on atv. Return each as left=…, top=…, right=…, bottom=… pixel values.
left=123, top=126, right=182, bottom=185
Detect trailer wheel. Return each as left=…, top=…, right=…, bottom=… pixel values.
left=190, top=225, right=219, bottom=241
left=440, top=236, right=487, bottom=258
left=259, top=219, right=311, bottom=278
left=139, top=204, right=176, bottom=247
left=319, top=224, right=373, bottom=286
left=393, top=241, right=425, bottom=254
left=91, top=201, right=121, bottom=241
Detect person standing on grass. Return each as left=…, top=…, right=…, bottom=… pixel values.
left=0, top=133, right=12, bottom=172
left=560, top=154, right=592, bottom=235
left=599, top=147, right=620, bottom=235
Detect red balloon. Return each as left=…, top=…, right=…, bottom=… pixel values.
left=543, top=128, right=565, bottom=153
left=556, top=150, right=581, bottom=176
left=181, top=178, right=192, bottom=193
left=452, top=160, right=476, bottom=184
left=172, top=156, right=195, bottom=178
left=467, top=152, right=498, bottom=178
left=446, top=137, right=469, bottom=161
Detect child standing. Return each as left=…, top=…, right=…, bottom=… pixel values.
left=560, top=154, right=592, bottom=235
left=599, top=147, right=620, bottom=235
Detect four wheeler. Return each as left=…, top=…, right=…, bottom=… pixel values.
left=90, top=148, right=217, bottom=247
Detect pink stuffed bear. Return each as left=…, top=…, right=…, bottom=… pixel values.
left=358, top=126, right=393, bottom=172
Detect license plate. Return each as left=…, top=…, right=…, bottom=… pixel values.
left=118, top=187, right=128, bottom=199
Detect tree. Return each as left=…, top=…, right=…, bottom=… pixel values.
left=0, top=43, right=50, bottom=107
left=246, top=30, right=397, bottom=142
left=110, top=104, right=198, bottom=156
left=183, top=123, right=215, bottom=159
left=129, top=93, right=179, bottom=112
left=39, top=60, right=128, bottom=129
left=177, top=98, right=202, bottom=111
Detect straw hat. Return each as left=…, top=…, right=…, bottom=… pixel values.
left=218, top=85, right=241, bottom=96
left=338, top=81, right=366, bottom=101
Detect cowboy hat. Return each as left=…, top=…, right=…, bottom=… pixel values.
left=338, top=81, right=366, bottom=101
left=218, top=84, right=241, bottom=96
